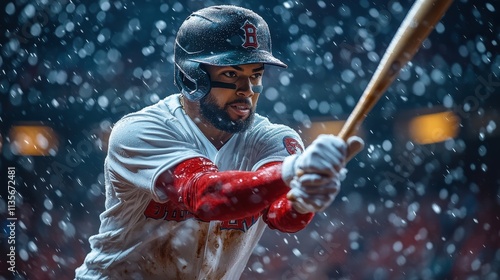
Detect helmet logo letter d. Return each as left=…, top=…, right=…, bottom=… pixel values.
left=241, top=20, right=259, bottom=49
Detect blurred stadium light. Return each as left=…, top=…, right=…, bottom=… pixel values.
left=408, top=111, right=460, bottom=144
left=9, top=124, right=59, bottom=156
left=298, top=119, right=369, bottom=145
left=298, top=120, right=346, bottom=145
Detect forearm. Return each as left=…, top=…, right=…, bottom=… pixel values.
left=158, top=158, right=289, bottom=221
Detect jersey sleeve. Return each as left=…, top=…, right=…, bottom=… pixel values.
left=106, top=113, right=205, bottom=202
left=158, top=159, right=313, bottom=231
left=157, top=158, right=291, bottom=221
left=249, top=121, right=305, bottom=171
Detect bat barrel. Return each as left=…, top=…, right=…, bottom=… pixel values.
left=337, top=0, right=454, bottom=140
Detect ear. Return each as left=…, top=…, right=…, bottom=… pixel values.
left=174, top=61, right=211, bottom=101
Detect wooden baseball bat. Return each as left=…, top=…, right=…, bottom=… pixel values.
left=338, top=0, right=454, bottom=140
left=288, top=0, right=453, bottom=202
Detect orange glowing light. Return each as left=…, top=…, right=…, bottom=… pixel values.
left=408, top=111, right=460, bottom=145
left=300, top=120, right=348, bottom=145
left=9, top=125, right=59, bottom=156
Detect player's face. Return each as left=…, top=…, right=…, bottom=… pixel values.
left=200, top=63, right=264, bottom=133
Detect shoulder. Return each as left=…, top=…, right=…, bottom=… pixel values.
left=109, top=94, right=184, bottom=146
left=250, top=114, right=300, bottom=138
left=118, top=94, right=180, bottom=123
left=114, top=94, right=181, bottom=129
left=246, top=114, right=304, bottom=154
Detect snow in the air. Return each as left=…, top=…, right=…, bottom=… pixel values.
left=1, top=1, right=499, bottom=279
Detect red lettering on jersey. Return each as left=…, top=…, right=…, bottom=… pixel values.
left=241, top=20, right=259, bottom=49
left=144, top=200, right=168, bottom=219
left=220, top=214, right=259, bottom=232
left=144, top=200, right=257, bottom=231
left=283, top=136, right=304, bottom=155
left=168, top=208, right=195, bottom=222
left=144, top=200, right=195, bottom=222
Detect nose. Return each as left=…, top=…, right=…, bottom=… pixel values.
left=236, top=78, right=257, bottom=97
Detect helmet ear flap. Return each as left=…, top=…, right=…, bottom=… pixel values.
left=174, top=61, right=211, bottom=101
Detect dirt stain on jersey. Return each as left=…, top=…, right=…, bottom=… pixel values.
left=222, top=230, right=244, bottom=253
left=196, top=227, right=208, bottom=258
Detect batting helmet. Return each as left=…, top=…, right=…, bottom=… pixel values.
left=174, top=5, right=287, bottom=101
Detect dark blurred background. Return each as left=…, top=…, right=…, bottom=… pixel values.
left=1, top=0, right=499, bottom=279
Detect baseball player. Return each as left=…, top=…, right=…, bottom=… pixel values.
left=75, top=5, right=363, bottom=279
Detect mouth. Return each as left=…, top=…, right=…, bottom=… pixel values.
left=227, top=102, right=251, bottom=118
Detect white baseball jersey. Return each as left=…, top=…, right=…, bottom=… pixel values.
left=75, top=94, right=304, bottom=279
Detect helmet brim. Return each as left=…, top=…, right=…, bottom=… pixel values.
left=190, top=50, right=287, bottom=68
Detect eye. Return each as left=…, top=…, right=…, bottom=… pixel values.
left=251, top=73, right=263, bottom=79
left=222, top=71, right=237, bottom=78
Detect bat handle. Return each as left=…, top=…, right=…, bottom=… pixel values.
left=337, top=101, right=368, bottom=141
left=337, top=120, right=355, bottom=141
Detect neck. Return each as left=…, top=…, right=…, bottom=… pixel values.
left=180, top=95, right=232, bottom=150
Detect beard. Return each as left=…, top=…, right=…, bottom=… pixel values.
left=200, top=93, right=255, bottom=133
